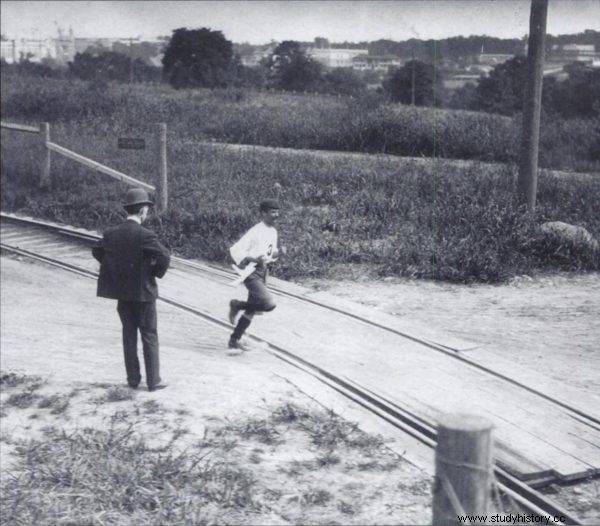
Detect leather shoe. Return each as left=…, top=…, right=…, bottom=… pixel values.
left=148, top=383, right=168, bottom=392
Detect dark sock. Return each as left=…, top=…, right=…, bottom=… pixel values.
left=232, top=315, right=252, bottom=340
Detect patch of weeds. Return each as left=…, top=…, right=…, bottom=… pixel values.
left=28, top=413, right=39, bottom=419
left=219, top=437, right=239, bottom=452
left=300, top=410, right=385, bottom=454
left=141, top=399, right=162, bottom=414
left=6, top=391, right=41, bottom=409
left=93, top=385, right=135, bottom=403
left=249, top=452, right=262, bottom=464
left=175, top=407, right=191, bottom=416
left=271, top=402, right=311, bottom=424
left=0, top=371, right=37, bottom=388
left=282, top=459, right=318, bottom=477
left=302, top=488, right=333, bottom=506
left=263, top=488, right=283, bottom=502
left=397, top=478, right=431, bottom=497
left=67, top=387, right=86, bottom=398
left=225, top=417, right=282, bottom=445
left=0, top=411, right=7, bottom=418
left=338, top=500, right=358, bottom=515
left=1, top=415, right=260, bottom=525
left=315, top=451, right=341, bottom=467
left=37, top=394, right=70, bottom=415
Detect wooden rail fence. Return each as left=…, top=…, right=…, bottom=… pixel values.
left=1, top=120, right=168, bottom=213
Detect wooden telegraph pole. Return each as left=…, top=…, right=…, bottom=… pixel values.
left=156, top=123, right=168, bottom=214
left=411, top=48, right=416, bottom=106
left=517, top=0, right=548, bottom=210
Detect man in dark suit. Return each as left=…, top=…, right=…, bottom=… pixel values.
left=92, top=188, right=171, bottom=391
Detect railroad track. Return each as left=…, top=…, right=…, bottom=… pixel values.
left=0, top=212, right=588, bottom=524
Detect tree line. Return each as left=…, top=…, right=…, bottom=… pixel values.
left=1, top=27, right=598, bottom=120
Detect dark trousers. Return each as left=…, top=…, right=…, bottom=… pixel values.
left=231, top=273, right=276, bottom=341
left=117, top=300, right=161, bottom=389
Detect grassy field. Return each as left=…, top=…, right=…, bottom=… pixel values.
left=2, top=73, right=599, bottom=172
left=0, top=371, right=431, bottom=525
left=1, top=74, right=599, bottom=283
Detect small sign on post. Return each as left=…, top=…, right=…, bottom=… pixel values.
left=118, top=137, right=146, bottom=150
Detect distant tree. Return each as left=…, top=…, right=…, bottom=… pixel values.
left=162, top=27, right=234, bottom=89
left=321, top=67, right=366, bottom=96
left=229, top=56, right=267, bottom=89
left=471, top=56, right=594, bottom=118
left=267, top=41, right=323, bottom=92
left=314, top=37, right=330, bottom=49
left=474, top=56, right=527, bottom=115
left=447, top=83, right=478, bottom=111
left=549, top=63, right=600, bottom=119
left=383, top=60, right=443, bottom=106
left=112, top=41, right=162, bottom=64
left=69, top=51, right=160, bottom=82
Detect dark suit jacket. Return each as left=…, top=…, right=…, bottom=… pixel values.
left=92, top=219, right=170, bottom=301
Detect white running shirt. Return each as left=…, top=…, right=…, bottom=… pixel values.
left=229, top=221, right=278, bottom=267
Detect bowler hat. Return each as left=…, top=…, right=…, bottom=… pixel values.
left=124, top=188, right=153, bottom=208
left=259, top=198, right=280, bottom=212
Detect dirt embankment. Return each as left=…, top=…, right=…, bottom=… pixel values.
left=0, top=255, right=431, bottom=525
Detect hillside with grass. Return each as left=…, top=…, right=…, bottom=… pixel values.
left=1, top=74, right=599, bottom=283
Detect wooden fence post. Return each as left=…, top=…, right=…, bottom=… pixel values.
left=39, top=122, right=51, bottom=188
left=155, top=122, right=168, bottom=214
left=432, top=414, right=493, bottom=526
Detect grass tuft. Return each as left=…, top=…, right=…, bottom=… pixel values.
left=93, top=385, right=136, bottom=404
left=6, top=391, right=41, bottom=409
left=37, top=394, right=70, bottom=415
left=1, top=422, right=260, bottom=525
left=301, top=488, right=333, bottom=506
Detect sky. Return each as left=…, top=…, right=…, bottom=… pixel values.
left=1, top=0, right=599, bottom=43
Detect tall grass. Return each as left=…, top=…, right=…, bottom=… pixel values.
left=2, top=73, right=599, bottom=283
left=2, top=124, right=599, bottom=282
left=1, top=424, right=259, bottom=525
left=2, top=73, right=599, bottom=172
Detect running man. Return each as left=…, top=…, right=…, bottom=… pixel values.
left=227, top=199, right=283, bottom=349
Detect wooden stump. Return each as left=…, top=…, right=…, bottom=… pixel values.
left=432, top=413, right=493, bottom=526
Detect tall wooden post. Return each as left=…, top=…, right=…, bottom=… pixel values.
left=156, top=123, right=168, bottom=214
left=411, top=50, right=416, bottom=106
left=432, top=414, right=493, bottom=526
left=517, top=0, right=548, bottom=210
left=39, top=122, right=51, bottom=188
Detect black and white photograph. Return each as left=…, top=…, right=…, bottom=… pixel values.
left=1, top=0, right=599, bottom=524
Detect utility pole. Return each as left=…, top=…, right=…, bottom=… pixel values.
left=517, top=0, right=548, bottom=210
left=128, top=37, right=135, bottom=84
left=411, top=47, right=416, bottom=106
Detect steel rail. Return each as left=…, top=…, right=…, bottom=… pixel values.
left=2, top=211, right=599, bottom=429
left=0, top=230, right=584, bottom=525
